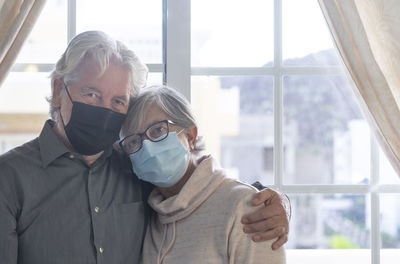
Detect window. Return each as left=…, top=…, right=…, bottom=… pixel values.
left=190, top=0, right=400, bottom=263
left=1, top=1, right=400, bottom=263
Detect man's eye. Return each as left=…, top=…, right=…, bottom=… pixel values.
left=86, top=93, right=98, bottom=98
left=114, top=99, right=126, bottom=106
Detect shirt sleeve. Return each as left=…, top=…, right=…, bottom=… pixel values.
left=0, top=192, right=18, bottom=263
left=228, top=190, right=286, bottom=264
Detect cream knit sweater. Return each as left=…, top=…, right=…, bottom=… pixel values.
left=141, top=156, right=286, bottom=264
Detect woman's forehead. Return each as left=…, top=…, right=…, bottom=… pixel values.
left=138, top=104, right=170, bottom=130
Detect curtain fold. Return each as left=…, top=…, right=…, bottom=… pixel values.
left=0, top=0, right=47, bottom=87
left=319, top=0, right=400, bottom=178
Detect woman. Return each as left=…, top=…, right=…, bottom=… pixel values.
left=119, top=85, right=286, bottom=264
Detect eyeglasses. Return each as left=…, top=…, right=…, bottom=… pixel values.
left=119, top=120, right=178, bottom=154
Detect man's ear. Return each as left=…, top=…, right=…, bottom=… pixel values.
left=185, top=126, right=198, bottom=151
left=52, top=78, right=64, bottom=108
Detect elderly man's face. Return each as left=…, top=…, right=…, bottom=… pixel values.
left=54, top=58, right=131, bottom=127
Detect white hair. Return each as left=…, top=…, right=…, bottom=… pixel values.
left=49, top=31, right=148, bottom=119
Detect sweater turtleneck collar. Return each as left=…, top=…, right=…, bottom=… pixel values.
left=147, top=156, right=226, bottom=224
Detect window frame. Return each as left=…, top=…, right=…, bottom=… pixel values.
left=9, top=0, right=400, bottom=263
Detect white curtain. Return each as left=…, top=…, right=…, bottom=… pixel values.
left=0, top=0, right=47, bottom=87
left=319, top=0, right=400, bottom=177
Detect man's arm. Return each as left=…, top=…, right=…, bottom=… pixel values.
left=0, top=192, right=18, bottom=263
left=241, top=186, right=290, bottom=250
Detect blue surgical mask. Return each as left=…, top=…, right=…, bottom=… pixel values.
left=128, top=131, right=190, bottom=187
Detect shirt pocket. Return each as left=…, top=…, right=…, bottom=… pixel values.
left=104, top=201, right=148, bottom=263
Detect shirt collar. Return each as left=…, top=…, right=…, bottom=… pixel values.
left=39, top=120, right=114, bottom=167
left=39, top=120, right=70, bottom=167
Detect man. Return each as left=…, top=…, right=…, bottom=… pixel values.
left=0, top=31, right=289, bottom=263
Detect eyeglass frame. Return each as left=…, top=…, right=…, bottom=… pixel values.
left=119, top=119, right=181, bottom=154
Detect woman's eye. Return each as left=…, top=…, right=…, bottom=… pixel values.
left=149, top=125, right=167, bottom=139
left=128, top=138, right=139, bottom=147
left=156, top=126, right=165, bottom=134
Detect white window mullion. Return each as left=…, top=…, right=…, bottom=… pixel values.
left=165, top=0, right=191, bottom=101
left=371, top=192, right=380, bottom=264
left=371, top=135, right=380, bottom=264
left=190, top=66, right=343, bottom=76
left=274, top=0, right=283, bottom=189
left=67, top=0, right=76, bottom=42
left=279, top=184, right=370, bottom=194
left=274, top=74, right=283, bottom=189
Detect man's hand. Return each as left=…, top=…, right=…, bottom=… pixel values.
left=241, top=188, right=290, bottom=250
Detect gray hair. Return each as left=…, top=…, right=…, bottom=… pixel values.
left=121, top=85, right=205, bottom=155
left=49, top=30, right=148, bottom=119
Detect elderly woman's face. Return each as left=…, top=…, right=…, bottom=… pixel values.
left=125, top=103, right=195, bottom=188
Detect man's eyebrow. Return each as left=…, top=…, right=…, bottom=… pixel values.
left=115, top=95, right=129, bottom=102
left=80, top=86, right=101, bottom=94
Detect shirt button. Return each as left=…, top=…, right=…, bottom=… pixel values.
left=94, top=207, right=100, bottom=213
left=69, top=154, right=75, bottom=159
left=99, top=247, right=104, bottom=253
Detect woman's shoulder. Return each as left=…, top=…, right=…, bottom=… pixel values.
left=215, top=177, right=261, bottom=212
left=222, top=177, right=258, bottom=195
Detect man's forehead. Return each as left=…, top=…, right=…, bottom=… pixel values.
left=73, top=57, right=104, bottom=79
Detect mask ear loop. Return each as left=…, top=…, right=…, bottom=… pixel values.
left=63, top=82, right=74, bottom=103
left=176, top=128, right=185, bottom=135
left=59, top=82, right=74, bottom=127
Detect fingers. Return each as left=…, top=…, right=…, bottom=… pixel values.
left=252, top=188, right=276, bottom=206
left=242, top=202, right=282, bottom=224
left=248, top=225, right=287, bottom=242
left=271, top=234, right=288, bottom=250
left=247, top=224, right=288, bottom=250
left=243, top=215, right=286, bottom=234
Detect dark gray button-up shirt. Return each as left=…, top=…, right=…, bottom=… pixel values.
left=0, top=120, right=151, bottom=264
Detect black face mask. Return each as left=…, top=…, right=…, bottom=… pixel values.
left=60, top=86, right=126, bottom=155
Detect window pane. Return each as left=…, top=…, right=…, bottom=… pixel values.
left=379, top=148, right=400, bottom=184
left=146, top=73, right=163, bottom=87
left=282, top=0, right=341, bottom=66
left=0, top=72, right=50, bottom=154
left=283, top=75, right=367, bottom=184
left=288, top=194, right=370, bottom=251
left=15, top=0, right=67, bottom=64
left=0, top=133, right=40, bottom=154
left=380, top=194, right=400, bottom=260
left=191, top=76, right=274, bottom=185
left=191, top=0, right=273, bottom=67
left=0, top=72, right=51, bottom=113
left=76, top=0, right=162, bottom=63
